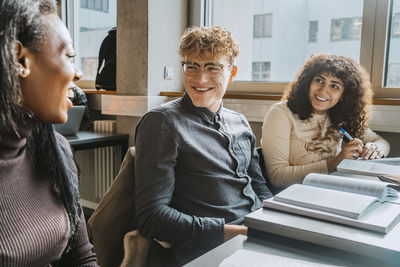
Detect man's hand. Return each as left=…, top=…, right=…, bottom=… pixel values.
left=224, top=225, right=248, bottom=242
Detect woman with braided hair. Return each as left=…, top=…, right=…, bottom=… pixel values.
left=0, top=0, right=98, bottom=265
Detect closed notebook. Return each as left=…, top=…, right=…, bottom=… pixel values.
left=273, top=184, right=379, bottom=219
left=337, top=159, right=400, bottom=176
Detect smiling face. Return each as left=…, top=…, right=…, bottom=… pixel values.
left=183, top=53, right=236, bottom=112
left=19, top=14, right=82, bottom=124
left=308, top=72, right=345, bottom=114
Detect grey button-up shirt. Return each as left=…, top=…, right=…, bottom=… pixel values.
left=134, top=93, right=272, bottom=264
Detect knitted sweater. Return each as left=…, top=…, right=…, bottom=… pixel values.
left=0, top=120, right=98, bottom=266
left=261, top=101, right=390, bottom=188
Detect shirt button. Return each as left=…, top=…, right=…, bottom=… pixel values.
left=230, top=149, right=234, bottom=154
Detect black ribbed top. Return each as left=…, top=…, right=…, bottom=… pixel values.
left=0, top=119, right=98, bottom=266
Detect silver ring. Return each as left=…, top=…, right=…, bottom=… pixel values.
left=352, top=152, right=357, bottom=158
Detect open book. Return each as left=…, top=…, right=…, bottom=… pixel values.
left=263, top=173, right=400, bottom=233
left=273, top=173, right=398, bottom=219
left=337, top=159, right=400, bottom=177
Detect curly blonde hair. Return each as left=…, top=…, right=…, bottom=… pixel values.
left=283, top=54, right=373, bottom=138
left=179, top=26, right=239, bottom=64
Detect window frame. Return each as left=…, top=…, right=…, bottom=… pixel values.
left=370, top=0, right=400, bottom=97
left=63, top=0, right=400, bottom=97
left=193, top=0, right=400, bottom=98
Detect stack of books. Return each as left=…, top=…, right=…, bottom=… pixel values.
left=262, top=167, right=400, bottom=234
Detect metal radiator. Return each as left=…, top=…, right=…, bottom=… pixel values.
left=93, top=120, right=120, bottom=200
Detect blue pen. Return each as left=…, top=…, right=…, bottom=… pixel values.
left=339, top=127, right=353, bottom=141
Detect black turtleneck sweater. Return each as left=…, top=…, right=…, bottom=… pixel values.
left=0, top=119, right=98, bottom=266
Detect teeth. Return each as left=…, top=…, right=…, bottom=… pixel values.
left=194, top=87, right=210, bottom=92
left=316, top=95, right=327, bottom=101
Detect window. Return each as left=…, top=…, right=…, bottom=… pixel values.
left=308, top=20, right=318, bottom=43
left=386, top=64, right=400, bottom=86
left=81, top=57, right=99, bottom=81
left=330, top=17, right=362, bottom=41
left=63, top=0, right=117, bottom=82
left=210, top=0, right=363, bottom=85
left=252, top=62, right=270, bottom=81
left=391, top=13, right=400, bottom=37
left=81, top=0, right=109, bottom=13
left=63, top=0, right=400, bottom=97
left=253, top=14, right=272, bottom=38
left=384, top=0, right=400, bottom=88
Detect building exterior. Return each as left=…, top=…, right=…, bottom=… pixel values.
left=213, top=0, right=400, bottom=85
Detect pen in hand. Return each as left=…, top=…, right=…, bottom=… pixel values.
left=339, top=127, right=365, bottom=159
left=339, top=127, right=353, bottom=141
left=339, top=129, right=384, bottom=159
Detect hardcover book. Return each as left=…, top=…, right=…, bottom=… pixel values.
left=262, top=173, right=400, bottom=233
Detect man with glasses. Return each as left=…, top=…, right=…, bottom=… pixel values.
left=134, top=26, right=272, bottom=265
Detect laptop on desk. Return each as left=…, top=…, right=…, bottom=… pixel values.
left=53, top=105, right=85, bottom=136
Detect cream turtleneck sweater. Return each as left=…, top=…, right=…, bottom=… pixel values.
left=261, top=101, right=390, bottom=188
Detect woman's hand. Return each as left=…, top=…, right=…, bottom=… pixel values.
left=340, top=138, right=364, bottom=159
left=327, top=138, right=364, bottom=171
left=360, top=142, right=385, bottom=160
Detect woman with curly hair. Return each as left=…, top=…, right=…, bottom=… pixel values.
left=261, top=54, right=390, bottom=189
left=0, top=0, right=97, bottom=265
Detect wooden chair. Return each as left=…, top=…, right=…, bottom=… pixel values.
left=88, top=147, right=172, bottom=267
left=88, top=147, right=151, bottom=267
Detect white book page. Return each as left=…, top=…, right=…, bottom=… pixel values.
left=274, top=184, right=378, bottom=219
left=218, top=249, right=339, bottom=267
left=303, top=173, right=394, bottom=201
left=331, top=171, right=379, bottom=181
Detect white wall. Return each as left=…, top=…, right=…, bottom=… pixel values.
left=148, top=0, right=187, bottom=96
